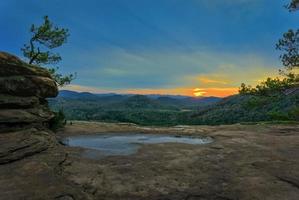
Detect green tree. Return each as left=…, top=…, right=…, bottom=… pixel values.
left=286, top=0, right=299, bottom=11
left=276, top=0, right=299, bottom=82
left=21, top=16, right=75, bottom=86
left=276, top=29, right=299, bottom=70
left=240, top=0, right=299, bottom=96
left=276, top=0, right=299, bottom=76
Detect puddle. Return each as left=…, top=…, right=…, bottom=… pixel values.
left=62, top=133, right=213, bottom=158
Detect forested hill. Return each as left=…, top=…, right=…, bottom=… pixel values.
left=183, top=93, right=299, bottom=125
left=53, top=90, right=221, bottom=109
left=48, top=90, right=221, bottom=125
left=48, top=90, right=299, bottom=126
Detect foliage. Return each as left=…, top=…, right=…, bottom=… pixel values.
left=49, top=109, right=67, bottom=131
left=239, top=77, right=297, bottom=96
left=276, top=29, right=299, bottom=70
left=48, top=67, right=76, bottom=87
left=286, top=0, right=299, bottom=11
left=21, top=16, right=75, bottom=86
left=48, top=93, right=299, bottom=126
left=277, top=1, right=299, bottom=73
left=240, top=1, right=299, bottom=96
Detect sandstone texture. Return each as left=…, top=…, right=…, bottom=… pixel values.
left=0, top=52, right=88, bottom=200
left=58, top=121, right=299, bottom=200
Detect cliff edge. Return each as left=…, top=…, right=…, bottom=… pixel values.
left=0, top=52, right=89, bottom=200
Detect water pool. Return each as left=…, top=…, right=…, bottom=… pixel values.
left=62, top=134, right=213, bottom=157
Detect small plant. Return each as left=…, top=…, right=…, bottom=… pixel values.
left=267, top=111, right=290, bottom=121
left=49, top=109, right=67, bottom=131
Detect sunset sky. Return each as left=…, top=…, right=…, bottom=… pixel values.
left=1, top=0, right=298, bottom=97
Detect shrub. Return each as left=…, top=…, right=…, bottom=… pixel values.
left=49, top=109, right=67, bottom=131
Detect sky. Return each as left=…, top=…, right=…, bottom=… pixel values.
left=1, top=0, right=298, bottom=97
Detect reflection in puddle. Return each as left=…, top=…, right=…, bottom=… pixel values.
left=62, top=134, right=213, bottom=158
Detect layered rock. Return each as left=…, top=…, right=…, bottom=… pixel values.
left=0, top=52, right=58, bottom=130
left=0, top=52, right=90, bottom=200
left=0, top=51, right=58, bottom=163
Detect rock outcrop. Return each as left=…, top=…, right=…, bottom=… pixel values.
left=0, top=52, right=58, bottom=126
left=0, top=51, right=58, bottom=163
left=0, top=52, right=89, bottom=200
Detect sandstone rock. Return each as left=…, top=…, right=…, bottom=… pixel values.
left=0, top=94, right=39, bottom=109
left=0, top=128, right=51, bottom=164
left=0, top=52, right=58, bottom=132
left=0, top=53, right=88, bottom=200
left=0, top=106, right=54, bottom=124
left=0, top=52, right=58, bottom=98
left=0, top=75, right=58, bottom=98
left=0, top=51, right=52, bottom=78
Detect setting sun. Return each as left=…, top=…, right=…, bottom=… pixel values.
left=193, top=88, right=206, bottom=97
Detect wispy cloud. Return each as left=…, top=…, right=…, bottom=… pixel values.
left=63, top=46, right=279, bottom=97
left=69, top=47, right=279, bottom=91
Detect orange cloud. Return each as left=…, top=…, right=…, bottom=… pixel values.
left=198, top=77, right=228, bottom=85
left=194, top=87, right=238, bottom=97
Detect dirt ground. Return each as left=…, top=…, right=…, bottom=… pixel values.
left=57, top=121, right=299, bottom=200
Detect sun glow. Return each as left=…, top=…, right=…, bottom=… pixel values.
left=193, top=88, right=206, bottom=97
left=63, top=85, right=238, bottom=97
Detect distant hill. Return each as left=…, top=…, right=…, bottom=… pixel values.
left=49, top=90, right=298, bottom=125
left=54, top=90, right=222, bottom=108
left=48, top=90, right=223, bottom=125
left=184, top=93, right=299, bottom=125
left=58, top=90, right=99, bottom=99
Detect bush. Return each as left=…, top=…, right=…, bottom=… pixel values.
left=288, top=106, right=299, bottom=120
left=267, top=111, right=290, bottom=121
left=49, top=109, right=67, bottom=131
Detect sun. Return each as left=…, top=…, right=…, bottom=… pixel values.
left=193, top=88, right=206, bottom=97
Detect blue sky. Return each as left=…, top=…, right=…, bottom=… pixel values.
left=1, top=0, right=298, bottom=96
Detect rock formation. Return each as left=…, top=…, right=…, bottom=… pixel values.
left=0, top=52, right=89, bottom=200
left=0, top=51, right=58, bottom=164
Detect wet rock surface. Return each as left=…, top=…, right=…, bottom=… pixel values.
left=58, top=121, right=299, bottom=200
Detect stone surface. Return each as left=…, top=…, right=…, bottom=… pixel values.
left=57, top=122, right=299, bottom=200
left=0, top=94, right=39, bottom=109
left=0, top=106, right=54, bottom=124
left=0, top=128, right=51, bottom=164
left=0, top=131, right=91, bottom=200
left=0, top=52, right=83, bottom=200
left=0, top=51, right=58, bottom=98
left=0, top=76, right=58, bottom=98
left=0, top=52, right=57, bottom=128
left=0, top=51, right=52, bottom=78
left=1, top=121, right=299, bottom=200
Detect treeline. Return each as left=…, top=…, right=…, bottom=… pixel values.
left=49, top=92, right=299, bottom=126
